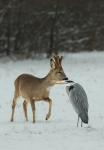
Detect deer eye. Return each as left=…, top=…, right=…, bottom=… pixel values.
left=58, top=71, right=62, bottom=74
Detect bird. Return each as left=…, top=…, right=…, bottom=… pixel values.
left=66, top=82, right=89, bottom=127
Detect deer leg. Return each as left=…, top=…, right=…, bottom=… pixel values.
left=44, top=98, right=52, bottom=121
left=30, top=100, right=35, bottom=123
left=77, top=115, right=79, bottom=127
left=23, top=100, right=28, bottom=121
left=10, top=96, right=17, bottom=122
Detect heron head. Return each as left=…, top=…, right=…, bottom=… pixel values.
left=66, top=80, right=74, bottom=83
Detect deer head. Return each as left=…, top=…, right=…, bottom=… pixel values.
left=49, top=54, right=69, bottom=84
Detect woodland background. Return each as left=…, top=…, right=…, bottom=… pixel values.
left=0, top=0, right=104, bottom=58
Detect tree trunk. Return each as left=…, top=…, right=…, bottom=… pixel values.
left=47, top=0, right=59, bottom=58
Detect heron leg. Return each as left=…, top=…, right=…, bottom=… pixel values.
left=81, top=121, right=83, bottom=127
left=77, top=115, right=79, bottom=127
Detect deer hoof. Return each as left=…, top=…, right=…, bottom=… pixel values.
left=46, top=114, right=50, bottom=120
left=33, top=120, right=35, bottom=123
left=26, top=119, right=28, bottom=122
left=10, top=118, right=13, bottom=122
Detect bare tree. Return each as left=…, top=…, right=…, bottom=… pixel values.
left=47, top=0, right=59, bottom=58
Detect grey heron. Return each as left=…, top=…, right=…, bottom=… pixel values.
left=66, top=82, right=89, bottom=127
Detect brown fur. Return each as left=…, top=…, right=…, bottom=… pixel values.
left=10, top=55, right=68, bottom=123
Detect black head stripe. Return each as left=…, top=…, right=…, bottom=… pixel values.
left=69, top=85, right=74, bottom=91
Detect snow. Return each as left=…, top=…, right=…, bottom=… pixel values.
left=0, top=51, right=104, bottom=150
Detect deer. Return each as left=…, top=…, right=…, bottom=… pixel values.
left=10, top=54, right=69, bottom=123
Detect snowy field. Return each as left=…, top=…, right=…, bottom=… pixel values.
left=0, top=52, right=104, bottom=150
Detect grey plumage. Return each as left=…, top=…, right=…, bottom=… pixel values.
left=66, top=83, right=89, bottom=127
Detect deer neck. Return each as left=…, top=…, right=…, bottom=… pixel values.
left=42, top=70, right=55, bottom=87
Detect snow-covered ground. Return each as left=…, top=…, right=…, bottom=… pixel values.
left=0, top=52, right=104, bottom=150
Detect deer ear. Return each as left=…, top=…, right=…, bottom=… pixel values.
left=50, top=58, right=56, bottom=69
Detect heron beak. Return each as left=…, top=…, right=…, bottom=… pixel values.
left=65, top=80, right=74, bottom=83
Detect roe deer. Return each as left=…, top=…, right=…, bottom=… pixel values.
left=10, top=54, right=69, bottom=123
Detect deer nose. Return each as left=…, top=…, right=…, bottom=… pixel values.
left=64, top=77, right=69, bottom=81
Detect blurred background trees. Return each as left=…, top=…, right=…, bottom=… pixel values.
left=0, top=0, right=104, bottom=58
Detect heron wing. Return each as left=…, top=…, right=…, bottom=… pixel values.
left=70, top=85, right=89, bottom=114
